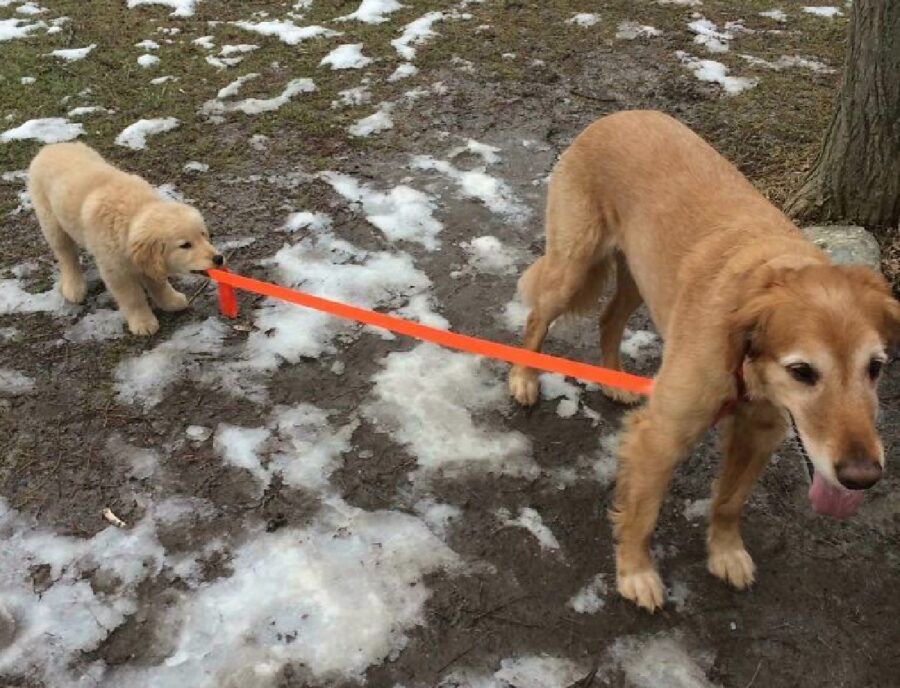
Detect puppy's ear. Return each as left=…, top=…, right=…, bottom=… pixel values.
left=129, top=235, right=167, bottom=281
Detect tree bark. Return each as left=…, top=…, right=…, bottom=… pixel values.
left=785, top=0, right=900, bottom=228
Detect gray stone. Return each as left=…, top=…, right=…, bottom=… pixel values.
left=802, top=225, right=882, bottom=273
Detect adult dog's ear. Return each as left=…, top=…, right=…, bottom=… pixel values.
left=841, top=265, right=900, bottom=345
left=128, top=234, right=167, bottom=281
left=725, top=266, right=785, bottom=372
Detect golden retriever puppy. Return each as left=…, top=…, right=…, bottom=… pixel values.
left=510, top=111, right=898, bottom=611
left=27, top=142, right=223, bottom=336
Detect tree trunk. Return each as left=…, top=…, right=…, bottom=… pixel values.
left=785, top=0, right=900, bottom=228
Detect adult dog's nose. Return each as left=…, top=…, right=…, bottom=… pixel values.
left=835, top=458, right=883, bottom=490
left=212, top=254, right=224, bottom=267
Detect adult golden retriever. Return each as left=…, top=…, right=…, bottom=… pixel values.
left=509, top=111, right=898, bottom=611
left=28, top=142, right=223, bottom=336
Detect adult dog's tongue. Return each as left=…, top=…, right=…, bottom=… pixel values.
left=808, top=472, right=865, bottom=518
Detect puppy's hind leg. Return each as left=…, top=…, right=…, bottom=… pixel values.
left=599, top=253, right=644, bottom=405
left=32, top=194, right=86, bottom=303
left=707, top=402, right=787, bottom=590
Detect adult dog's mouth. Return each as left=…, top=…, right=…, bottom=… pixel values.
left=789, top=415, right=865, bottom=519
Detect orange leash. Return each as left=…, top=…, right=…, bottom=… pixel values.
left=207, top=268, right=655, bottom=396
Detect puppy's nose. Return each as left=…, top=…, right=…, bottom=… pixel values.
left=835, top=458, right=883, bottom=490
left=212, top=254, right=224, bottom=267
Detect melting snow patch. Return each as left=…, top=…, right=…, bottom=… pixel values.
left=609, top=633, right=718, bottom=688
left=0, top=277, right=69, bottom=315
left=569, top=574, right=608, bottom=613
left=347, top=101, right=394, bottom=136
left=281, top=210, right=332, bottom=233
left=47, top=43, right=95, bottom=61
left=676, top=51, right=757, bottom=95
left=202, top=77, right=316, bottom=117
left=0, top=368, right=34, bottom=396
left=462, top=235, right=525, bottom=275
left=67, top=105, right=112, bottom=117
left=414, top=499, right=462, bottom=539
left=108, top=502, right=458, bottom=686
left=363, top=344, right=535, bottom=478
left=105, top=434, right=159, bottom=480
left=683, top=497, right=711, bottom=521
left=192, top=34, right=214, bottom=49
left=803, top=6, right=842, bottom=18
left=20, top=75, right=35, bottom=84
left=411, top=154, right=529, bottom=221
left=150, top=74, right=177, bottom=84
left=539, top=373, right=583, bottom=419
left=1, top=117, right=83, bottom=143
left=396, top=293, right=449, bottom=329
left=621, top=328, right=661, bottom=364
left=64, top=309, right=125, bottom=342
left=135, top=38, right=159, bottom=50
left=333, top=84, right=371, bottom=107
left=497, top=507, right=561, bottom=551
left=337, top=0, right=402, bottom=24
left=688, top=17, right=734, bottom=53
left=740, top=53, right=834, bottom=73
left=0, top=17, right=45, bottom=41
left=392, top=11, right=444, bottom=60
left=126, top=0, right=200, bottom=17
left=216, top=230, right=436, bottom=397
left=759, top=8, right=788, bottom=21
left=389, top=62, right=418, bottom=81
left=137, top=53, right=160, bottom=68
left=657, top=0, right=702, bottom=5
left=185, top=424, right=212, bottom=442
left=232, top=19, right=340, bottom=45
left=445, top=655, right=586, bottom=688
left=617, top=21, right=662, bottom=40
left=115, top=117, right=179, bottom=149
left=321, top=171, right=441, bottom=249
left=183, top=160, right=209, bottom=173
left=320, top=43, right=372, bottom=70
left=16, top=1, right=47, bottom=15
left=450, top=138, right=501, bottom=164
left=567, top=13, right=599, bottom=27
left=214, top=404, right=357, bottom=494
left=114, top=317, right=227, bottom=408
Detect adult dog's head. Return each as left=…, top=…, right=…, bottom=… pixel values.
left=128, top=202, right=223, bottom=281
left=731, top=263, right=898, bottom=517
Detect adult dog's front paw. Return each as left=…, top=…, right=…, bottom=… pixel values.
left=128, top=313, right=159, bottom=336
left=617, top=568, right=666, bottom=612
left=708, top=547, right=755, bottom=589
left=509, top=367, right=539, bottom=406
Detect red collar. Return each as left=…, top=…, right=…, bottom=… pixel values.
left=711, top=363, right=747, bottom=427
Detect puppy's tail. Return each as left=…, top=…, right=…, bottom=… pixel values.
left=517, top=254, right=613, bottom=317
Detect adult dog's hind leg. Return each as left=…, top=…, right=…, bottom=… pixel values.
left=599, top=253, right=643, bottom=404
left=707, top=402, right=787, bottom=589
left=509, top=256, right=600, bottom=405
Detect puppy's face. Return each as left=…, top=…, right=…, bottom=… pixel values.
left=735, top=265, right=898, bottom=496
left=129, top=203, right=223, bottom=279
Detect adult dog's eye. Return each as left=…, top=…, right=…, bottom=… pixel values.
left=179, top=242, right=192, bottom=249
left=787, top=363, right=819, bottom=386
left=868, top=358, right=884, bottom=380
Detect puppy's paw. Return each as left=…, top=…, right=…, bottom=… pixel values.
left=509, top=367, right=539, bottom=406
left=128, top=313, right=159, bottom=336
left=600, top=384, right=642, bottom=405
left=159, top=289, right=189, bottom=312
left=708, top=547, right=755, bottom=590
left=617, top=568, right=665, bottom=612
left=60, top=275, right=87, bottom=304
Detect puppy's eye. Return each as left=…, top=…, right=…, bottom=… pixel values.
left=179, top=242, right=193, bottom=249
left=787, top=363, right=819, bottom=386
left=868, top=358, right=884, bottom=380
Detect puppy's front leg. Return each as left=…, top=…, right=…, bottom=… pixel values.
left=707, top=402, right=787, bottom=589
left=99, top=262, right=159, bottom=336
left=142, top=277, right=188, bottom=312
left=610, top=401, right=711, bottom=611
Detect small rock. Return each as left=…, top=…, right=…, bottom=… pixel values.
left=802, top=225, right=882, bottom=273
left=185, top=425, right=212, bottom=443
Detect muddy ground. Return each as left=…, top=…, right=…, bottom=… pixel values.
left=1, top=1, right=898, bottom=687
